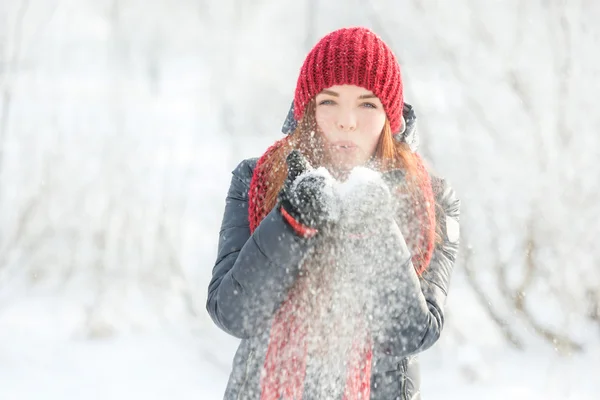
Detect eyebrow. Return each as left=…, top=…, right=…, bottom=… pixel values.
left=320, top=89, right=339, bottom=97
left=320, top=89, right=377, bottom=99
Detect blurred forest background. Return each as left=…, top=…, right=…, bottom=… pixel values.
left=1, top=0, right=599, bottom=398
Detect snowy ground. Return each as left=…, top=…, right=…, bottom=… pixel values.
left=2, top=297, right=599, bottom=400
left=2, top=332, right=598, bottom=400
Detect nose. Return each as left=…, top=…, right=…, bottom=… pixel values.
left=337, top=111, right=357, bottom=132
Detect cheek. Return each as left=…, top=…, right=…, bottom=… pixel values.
left=360, top=113, right=386, bottom=150
left=315, top=108, right=336, bottom=137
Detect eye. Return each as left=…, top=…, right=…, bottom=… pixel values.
left=361, top=102, right=377, bottom=109
left=317, top=99, right=336, bottom=106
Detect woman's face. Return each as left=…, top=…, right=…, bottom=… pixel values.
left=315, top=84, right=387, bottom=172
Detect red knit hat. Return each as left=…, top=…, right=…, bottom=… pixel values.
left=294, top=27, right=404, bottom=133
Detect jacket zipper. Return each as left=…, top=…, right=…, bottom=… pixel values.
left=401, top=358, right=409, bottom=400
left=237, top=349, right=255, bottom=400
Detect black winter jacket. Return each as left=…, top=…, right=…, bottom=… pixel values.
left=207, top=158, right=460, bottom=399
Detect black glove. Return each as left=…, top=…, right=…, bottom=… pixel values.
left=381, top=168, right=407, bottom=190
left=278, top=150, right=339, bottom=234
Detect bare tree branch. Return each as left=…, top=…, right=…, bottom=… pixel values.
left=461, top=239, right=525, bottom=350
left=0, top=0, right=30, bottom=205
left=156, top=155, right=200, bottom=320
left=305, top=0, right=316, bottom=51
left=0, top=182, right=48, bottom=272
left=514, top=220, right=537, bottom=311
left=550, top=0, right=572, bottom=147
left=494, top=215, right=583, bottom=353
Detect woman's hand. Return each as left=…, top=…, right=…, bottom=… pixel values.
left=278, top=150, right=340, bottom=235
left=339, top=167, right=395, bottom=228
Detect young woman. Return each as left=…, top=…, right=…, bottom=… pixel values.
left=207, top=27, right=460, bottom=400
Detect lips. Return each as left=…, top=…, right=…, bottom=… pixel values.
left=332, top=141, right=357, bottom=151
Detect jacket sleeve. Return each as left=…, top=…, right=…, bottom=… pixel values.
left=206, top=159, right=313, bottom=339
left=373, top=178, right=460, bottom=357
